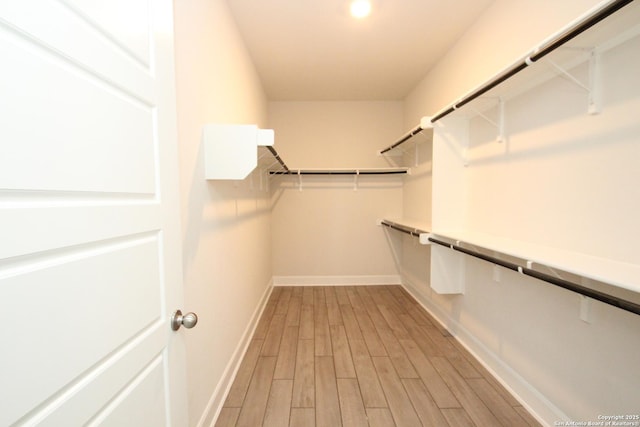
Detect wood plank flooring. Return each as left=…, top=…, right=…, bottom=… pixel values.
left=216, top=285, right=541, bottom=427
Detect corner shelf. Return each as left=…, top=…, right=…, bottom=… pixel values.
left=378, top=218, right=430, bottom=244
left=204, top=124, right=419, bottom=181
left=378, top=116, right=433, bottom=157
left=203, top=124, right=276, bottom=180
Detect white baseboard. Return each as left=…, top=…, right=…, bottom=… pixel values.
left=273, top=275, right=401, bottom=286
left=198, top=279, right=274, bottom=427
left=401, top=276, right=563, bottom=427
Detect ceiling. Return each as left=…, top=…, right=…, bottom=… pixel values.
left=225, top=0, right=494, bottom=101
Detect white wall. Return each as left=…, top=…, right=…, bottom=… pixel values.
left=402, top=0, right=640, bottom=424
left=269, top=101, right=404, bottom=285
left=404, top=0, right=611, bottom=126
left=173, top=0, right=271, bottom=425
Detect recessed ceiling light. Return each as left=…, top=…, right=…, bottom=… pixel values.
left=350, top=0, right=371, bottom=19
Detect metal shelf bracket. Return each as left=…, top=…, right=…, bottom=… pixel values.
left=467, top=97, right=506, bottom=143
left=547, top=49, right=601, bottom=115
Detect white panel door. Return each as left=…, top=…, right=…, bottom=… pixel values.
left=0, top=1, right=188, bottom=425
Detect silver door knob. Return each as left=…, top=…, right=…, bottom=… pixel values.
left=171, top=310, right=198, bottom=331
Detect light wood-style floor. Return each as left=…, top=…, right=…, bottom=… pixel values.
left=215, top=285, right=541, bottom=427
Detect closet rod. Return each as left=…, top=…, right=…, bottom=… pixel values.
left=430, top=0, right=635, bottom=122
left=379, top=125, right=424, bottom=154
left=380, top=220, right=428, bottom=238
left=428, top=237, right=640, bottom=317
left=266, top=146, right=289, bottom=173
left=269, top=169, right=408, bottom=175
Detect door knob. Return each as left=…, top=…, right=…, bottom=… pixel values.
left=171, top=310, right=198, bottom=331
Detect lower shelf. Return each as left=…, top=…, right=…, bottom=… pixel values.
left=429, top=230, right=640, bottom=315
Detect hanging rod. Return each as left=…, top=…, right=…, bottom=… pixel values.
left=269, top=168, right=408, bottom=176
left=428, top=237, right=640, bottom=317
left=266, top=146, right=289, bottom=173
left=380, top=220, right=429, bottom=238
left=379, top=116, right=433, bottom=154
left=379, top=125, right=423, bottom=154
left=430, top=0, right=635, bottom=123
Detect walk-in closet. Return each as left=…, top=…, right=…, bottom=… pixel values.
left=177, top=0, right=640, bottom=425
left=3, top=0, right=639, bottom=426
left=175, top=0, right=640, bottom=425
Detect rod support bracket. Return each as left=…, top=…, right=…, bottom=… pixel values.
left=587, top=50, right=602, bottom=115
left=467, top=97, right=505, bottom=143
left=547, top=48, right=601, bottom=115
left=497, top=97, right=505, bottom=143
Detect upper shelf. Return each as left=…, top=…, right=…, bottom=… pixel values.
left=204, top=124, right=275, bottom=180
left=431, top=0, right=640, bottom=123
left=269, top=168, right=408, bottom=176
left=378, top=116, right=433, bottom=155
left=205, top=124, right=414, bottom=180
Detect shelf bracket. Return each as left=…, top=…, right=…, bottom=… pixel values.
left=297, top=169, right=303, bottom=191
left=588, top=50, right=602, bottom=115
left=353, top=170, right=359, bottom=191
left=547, top=49, right=601, bottom=115
left=467, top=97, right=505, bottom=143
left=260, top=167, right=267, bottom=192
left=266, top=160, right=281, bottom=177
left=497, top=97, right=505, bottom=143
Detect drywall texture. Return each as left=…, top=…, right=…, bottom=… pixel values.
left=269, top=102, right=404, bottom=283
left=402, top=0, right=640, bottom=424
left=173, top=0, right=270, bottom=424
